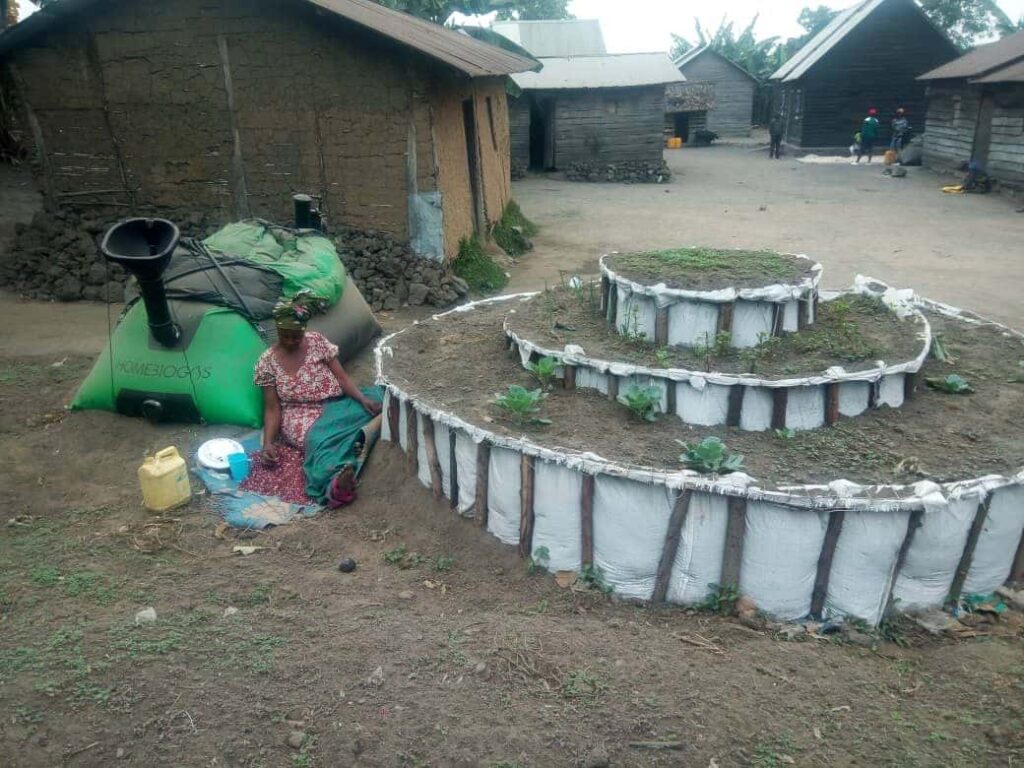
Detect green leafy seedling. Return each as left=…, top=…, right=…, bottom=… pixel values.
left=654, top=347, right=671, bottom=368
left=527, top=356, right=560, bottom=390
left=930, top=333, right=955, bottom=363
left=492, top=385, right=551, bottom=425
left=774, top=427, right=796, bottom=440
left=925, top=374, right=974, bottom=394
left=617, top=384, right=661, bottom=422
left=526, top=545, right=550, bottom=575
left=677, top=436, right=745, bottom=474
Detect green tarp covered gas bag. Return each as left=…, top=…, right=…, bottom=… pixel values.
left=71, top=219, right=380, bottom=427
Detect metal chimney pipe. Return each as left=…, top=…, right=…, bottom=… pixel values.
left=100, top=218, right=181, bottom=347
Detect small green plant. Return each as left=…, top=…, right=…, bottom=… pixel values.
left=654, top=347, right=671, bottom=367
left=526, top=545, right=550, bottom=575
left=433, top=554, right=455, bottom=572
left=452, top=235, right=508, bottom=293
left=492, top=200, right=537, bottom=257
left=697, top=583, right=741, bottom=615
left=617, top=384, right=661, bottom=422
left=619, top=305, right=646, bottom=344
left=678, top=436, right=745, bottom=474
left=925, top=374, right=974, bottom=394
left=930, top=332, right=955, bottom=363
left=752, top=733, right=797, bottom=768
left=561, top=669, right=607, bottom=704
left=527, top=356, right=560, bottom=389
left=492, top=385, right=551, bottom=425
left=383, top=543, right=409, bottom=566
left=691, top=331, right=732, bottom=371
left=774, top=427, right=796, bottom=440
left=579, top=564, right=613, bottom=595
left=739, top=332, right=781, bottom=373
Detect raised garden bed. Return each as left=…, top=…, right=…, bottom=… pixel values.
left=375, top=291, right=1024, bottom=626
left=601, top=252, right=822, bottom=348
left=503, top=285, right=930, bottom=431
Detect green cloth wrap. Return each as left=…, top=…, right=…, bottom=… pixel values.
left=303, top=386, right=384, bottom=502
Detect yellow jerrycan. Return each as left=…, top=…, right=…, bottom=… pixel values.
left=138, top=447, right=192, bottom=513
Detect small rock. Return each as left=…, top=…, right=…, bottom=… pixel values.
left=223, top=606, right=239, bottom=618
left=777, top=624, right=806, bottom=641
left=585, top=748, right=611, bottom=768
left=407, top=282, right=429, bottom=306
left=843, top=629, right=875, bottom=648
left=398, top=590, right=415, bottom=600
left=134, top=607, right=157, bottom=625
left=116, top=747, right=126, bottom=759
left=338, top=557, right=357, bottom=573
left=366, top=665, right=384, bottom=688
left=286, top=731, right=306, bottom=750
left=473, top=661, right=486, bottom=674
left=911, top=608, right=960, bottom=635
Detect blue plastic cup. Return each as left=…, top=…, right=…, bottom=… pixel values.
left=227, top=452, right=250, bottom=482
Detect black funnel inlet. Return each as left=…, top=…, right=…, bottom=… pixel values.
left=101, top=218, right=181, bottom=347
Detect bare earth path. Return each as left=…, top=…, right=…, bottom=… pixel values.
left=1, top=158, right=1022, bottom=767
left=511, top=147, right=1024, bottom=327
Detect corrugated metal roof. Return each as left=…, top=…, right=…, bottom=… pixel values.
left=770, top=0, right=880, bottom=82
left=0, top=0, right=537, bottom=77
left=511, top=52, right=685, bottom=90
left=971, top=58, right=1024, bottom=83
left=918, top=30, right=1024, bottom=81
left=673, top=45, right=760, bottom=83
left=491, top=19, right=606, bottom=57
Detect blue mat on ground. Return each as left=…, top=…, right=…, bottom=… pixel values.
left=193, top=431, right=320, bottom=530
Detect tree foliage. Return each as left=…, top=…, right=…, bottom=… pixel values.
left=919, top=0, right=1015, bottom=49
left=376, top=0, right=569, bottom=24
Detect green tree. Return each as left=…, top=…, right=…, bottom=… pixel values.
left=918, top=0, right=1014, bottom=49
left=671, top=15, right=779, bottom=81
left=377, top=0, right=569, bottom=24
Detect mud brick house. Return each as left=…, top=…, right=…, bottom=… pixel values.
left=494, top=20, right=682, bottom=181
left=669, top=46, right=757, bottom=140
left=0, top=0, right=535, bottom=260
left=769, top=0, right=959, bottom=151
left=918, top=31, right=1024, bottom=189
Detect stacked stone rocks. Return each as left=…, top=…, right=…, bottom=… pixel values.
left=565, top=160, right=672, bottom=183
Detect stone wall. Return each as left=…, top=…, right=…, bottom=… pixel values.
left=1, top=0, right=514, bottom=262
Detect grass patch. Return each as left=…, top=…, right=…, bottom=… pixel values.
left=452, top=236, right=508, bottom=294
left=612, top=247, right=804, bottom=286
left=491, top=200, right=538, bottom=257
left=561, top=669, right=607, bottom=705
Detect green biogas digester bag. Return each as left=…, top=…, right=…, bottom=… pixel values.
left=70, top=220, right=369, bottom=427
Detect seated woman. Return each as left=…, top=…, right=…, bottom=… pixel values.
left=251, top=291, right=382, bottom=508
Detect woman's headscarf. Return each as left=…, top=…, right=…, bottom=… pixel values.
left=272, top=289, right=328, bottom=331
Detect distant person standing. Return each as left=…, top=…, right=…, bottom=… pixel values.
left=854, top=108, right=880, bottom=164
left=769, top=114, right=784, bottom=159
left=890, top=107, right=911, bottom=152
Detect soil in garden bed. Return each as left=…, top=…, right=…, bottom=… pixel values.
left=605, top=248, right=816, bottom=291
left=383, top=300, right=1024, bottom=489
left=505, top=287, right=925, bottom=377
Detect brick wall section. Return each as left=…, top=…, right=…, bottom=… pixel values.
left=3, top=0, right=513, bottom=260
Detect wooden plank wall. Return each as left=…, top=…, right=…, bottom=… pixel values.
left=987, top=84, right=1024, bottom=187
left=508, top=95, right=531, bottom=168
left=549, top=84, right=666, bottom=166
left=678, top=51, right=755, bottom=137
left=777, top=0, right=959, bottom=149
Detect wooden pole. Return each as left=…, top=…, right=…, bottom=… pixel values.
left=655, top=307, right=669, bottom=347
left=868, top=380, right=880, bottom=409
left=600, top=275, right=610, bottom=314
left=580, top=474, right=595, bottom=568
left=771, top=389, right=788, bottom=431
left=518, top=454, right=535, bottom=559
left=903, top=372, right=917, bottom=401
left=719, top=496, right=748, bottom=588
left=717, top=302, right=734, bottom=335
left=607, top=375, right=619, bottom=402
left=883, top=508, right=924, bottom=617
left=665, top=381, right=677, bottom=416
left=825, top=383, right=840, bottom=426
left=406, top=406, right=418, bottom=473
left=607, top=283, right=618, bottom=326
left=1008, top=527, right=1024, bottom=586
left=947, top=494, right=993, bottom=607
left=652, top=490, right=692, bottom=604
left=726, top=386, right=745, bottom=428
left=798, top=296, right=812, bottom=330
left=563, top=364, right=577, bottom=390
left=771, top=303, right=785, bottom=337
left=810, top=509, right=846, bottom=620
left=449, top=429, right=459, bottom=511
left=387, top=392, right=400, bottom=444
left=474, top=442, right=491, bottom=528
left=422, top=416, right=443, bottom=501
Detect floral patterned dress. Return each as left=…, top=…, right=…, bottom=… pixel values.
left=253, top=331, right=342, bottom=447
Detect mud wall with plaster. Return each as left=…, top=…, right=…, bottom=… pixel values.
left=2, top=0, right=513, bottom=260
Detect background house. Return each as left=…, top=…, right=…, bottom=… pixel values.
left=0, top=0, right=535, bottom=261
left=769, top=0, right=959, bottom=150
left=670, top=46, right=757, bottom=140
left=496, top=20, right=682, bottom=182
left=918, top=31, right=1024, bottom=188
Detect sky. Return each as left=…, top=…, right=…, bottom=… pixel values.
left=17, top=0, right=1024, bottom=52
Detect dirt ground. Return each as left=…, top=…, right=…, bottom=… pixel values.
left=2, top=158, right=1024, bottom=768
left=510, top=146, right=1024, bottom=329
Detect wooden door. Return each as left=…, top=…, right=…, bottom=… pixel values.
left=973, top=91, right=995, bottom=168
left=462, top=98, right=484, bottom=236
